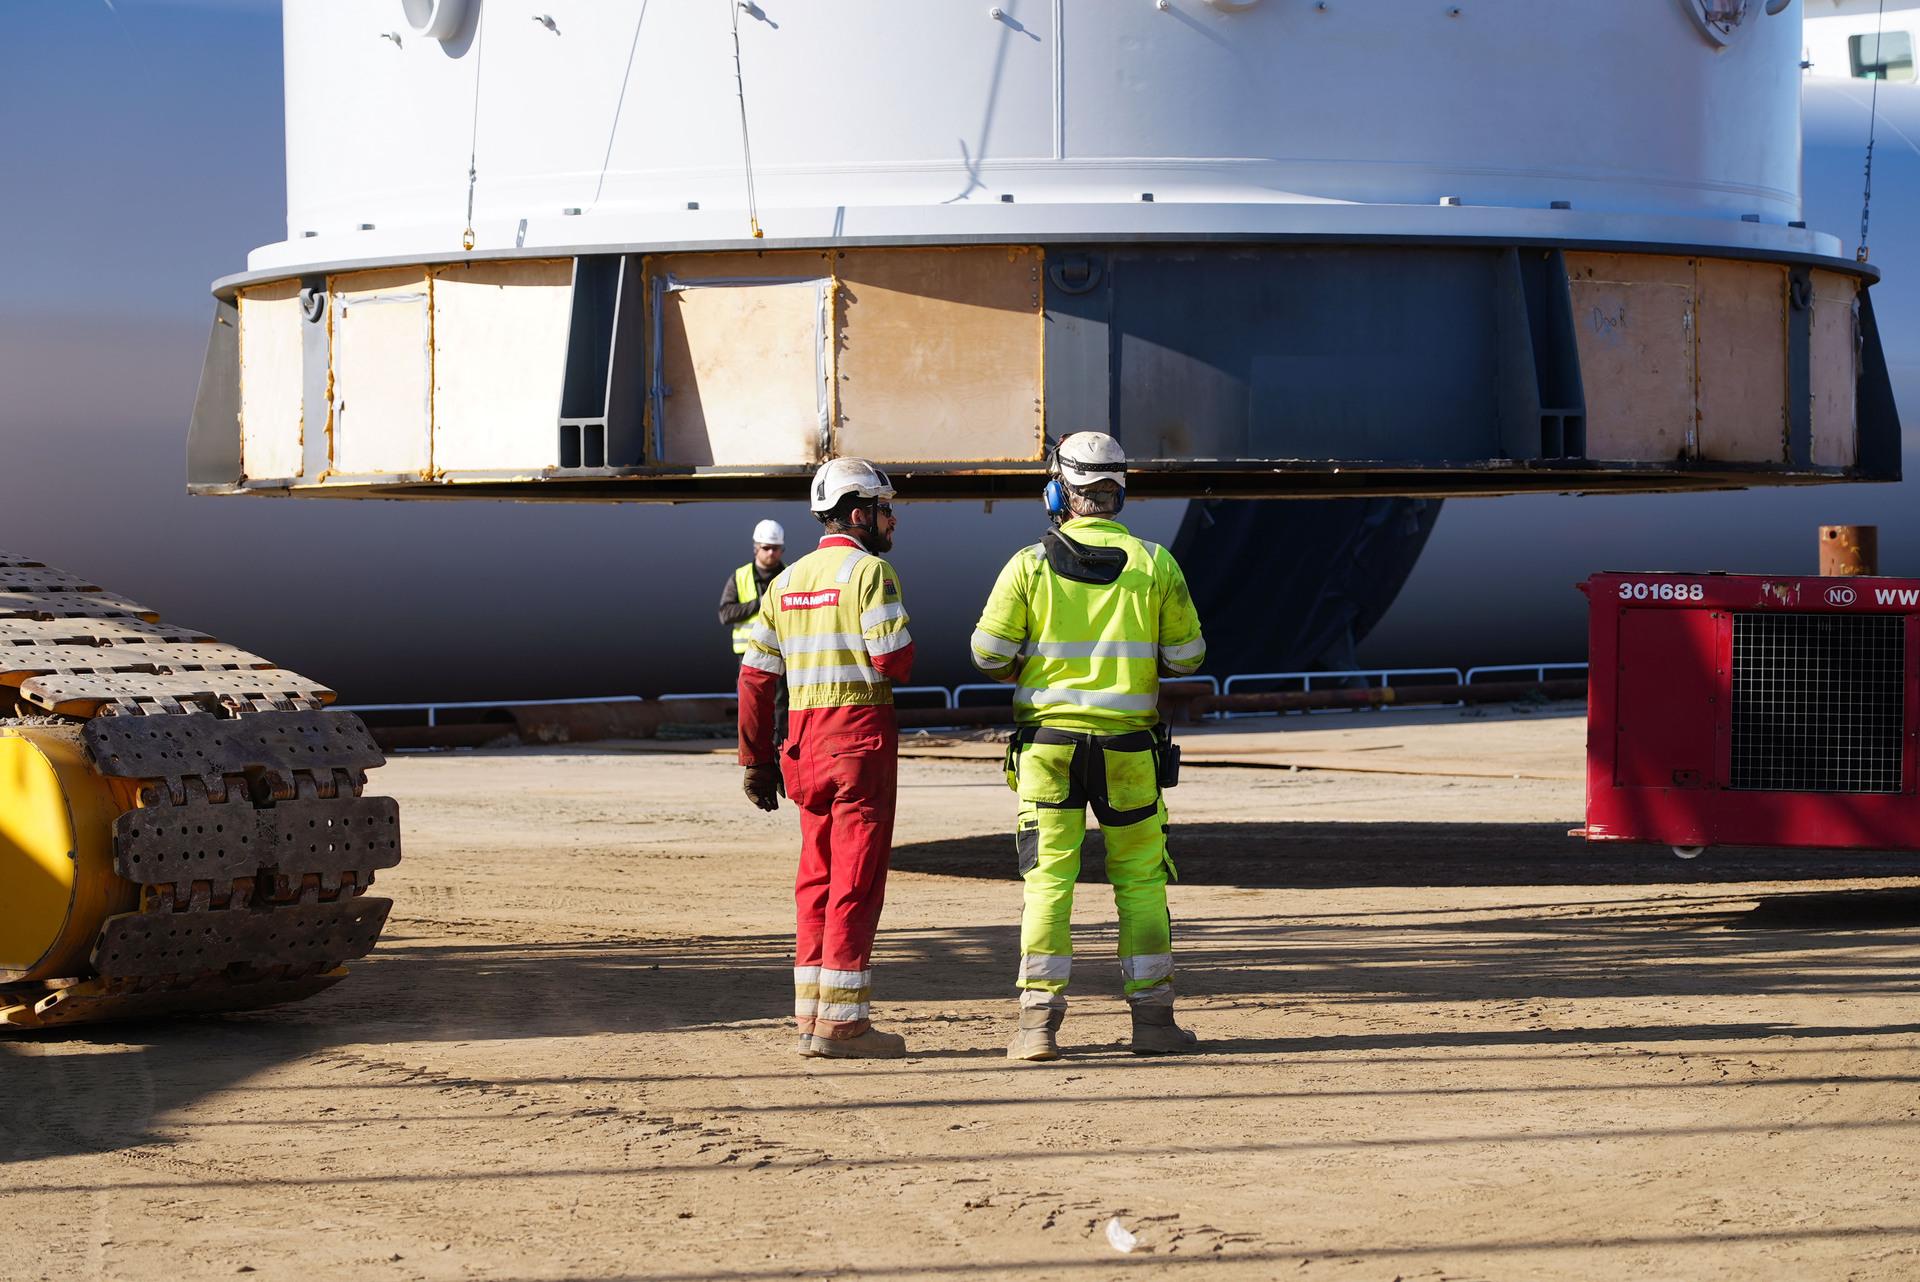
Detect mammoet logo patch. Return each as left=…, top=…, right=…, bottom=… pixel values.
left=783, top=589, right=842, bottom=610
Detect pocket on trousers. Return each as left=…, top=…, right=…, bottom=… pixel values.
left=1015, top=817, right=1041, bottom=875
left=821, top=732, right=883, bottom=758
left=780, top=736, right=808, bottom=806
left=1016, top=741, right=1074, bottom=804
left=1103, top=746, right=1160, bottom=814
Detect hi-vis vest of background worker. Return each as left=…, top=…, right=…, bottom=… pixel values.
left=729, top=564, right=761, bottom=655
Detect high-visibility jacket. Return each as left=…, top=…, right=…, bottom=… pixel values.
left=729, top=563, right=761, bottom=655
left=970, top=517, right=1205, bottom=734
left=741, top=536, right=912, bottom=712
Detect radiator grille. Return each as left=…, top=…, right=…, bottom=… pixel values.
left=1730, top=612, right=1907, bottom=793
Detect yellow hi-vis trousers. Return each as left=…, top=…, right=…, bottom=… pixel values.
left=1008, top=727, right=1175, bottom=1009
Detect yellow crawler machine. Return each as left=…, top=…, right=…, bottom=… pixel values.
left=0, top=553, right=398, bottom=1028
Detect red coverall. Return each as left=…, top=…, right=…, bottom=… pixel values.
left=738, top=535, right=914, bottom=1040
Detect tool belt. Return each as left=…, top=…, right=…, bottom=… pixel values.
left=1003, top=722, right=1180, bottom=828
left=1010, top=724, right=1179, bottom=785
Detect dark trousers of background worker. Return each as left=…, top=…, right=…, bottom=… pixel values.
left=783, top=705, right=898, bottom=1042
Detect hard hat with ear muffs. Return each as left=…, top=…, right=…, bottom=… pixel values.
left=1044, top=432, right=1128, bottom=517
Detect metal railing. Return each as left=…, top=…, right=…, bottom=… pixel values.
left=337, top=694, right=643, bottom=728
left=951, top=682, right=1014, bottom=707
left=1219, top=667, right=1465, bottom=717
left=893, top=685, right=956, bottom=709
left=1465, top=662, right=1589, bottom=685
left=339, top=663, right=1583, bottom=732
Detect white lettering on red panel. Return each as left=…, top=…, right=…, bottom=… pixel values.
left=1616, top=582, right=1704, bottom=602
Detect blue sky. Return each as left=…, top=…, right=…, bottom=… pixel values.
left=1, top=0, right=284, bottom=322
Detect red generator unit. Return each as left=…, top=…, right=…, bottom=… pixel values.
left=1585, top=571, right=1920, bottom=856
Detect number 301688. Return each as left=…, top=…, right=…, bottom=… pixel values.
left=1618, top=581, right=1703, bottom=601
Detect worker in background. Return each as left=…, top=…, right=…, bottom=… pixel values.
left=738, top=459, right=915, bottom=1060
left=970, top=432, right=1207, bottom=1062
left=719, top=519, right=787, bottom=650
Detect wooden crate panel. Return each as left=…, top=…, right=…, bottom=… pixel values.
left=833, top=247, right=1044, bottom=464
left=1810, top=269, right=1859, bottom=468
left=1566, top=254, right=1695, bottom=462
left=431, top=259, right=574, bottom=472
left=238, top=279, right=306, bottom=481
left=329, top=268, right=432, bottom=477
left=649, top=251, right=833, bottom=467
left=1695, top=258, right=1788, bottom=463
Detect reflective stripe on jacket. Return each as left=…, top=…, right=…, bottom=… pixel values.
left=743, top=537, right=911, bottom=710
left=970, top=517, right=1205, bottom=733
left=729, top=563, right=759, bottom=655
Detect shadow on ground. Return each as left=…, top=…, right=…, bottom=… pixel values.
left=6, top=820, right=1920, bottom=1166
left=892, top=820, right=1920, bottom=888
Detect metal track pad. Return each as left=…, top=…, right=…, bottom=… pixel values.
left=84, top=710, right=385, bottom=782
left=91, top=897, right=393, bottom=978
left=114, top=795, right=402, bottom=884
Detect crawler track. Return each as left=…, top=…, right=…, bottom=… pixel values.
left=0, top=553, right=397, bottom=1028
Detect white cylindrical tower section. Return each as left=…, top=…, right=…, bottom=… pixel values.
left=274, top=0, right=1809, bottom=263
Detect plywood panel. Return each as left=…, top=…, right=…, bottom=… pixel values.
left=1810, top=269, right=1859, bottom=468
left=237, top=279, right=304, bottom=481
left=650, top=252, right=834, bottom=467
left=1567, top=253, right=1696, bottom=289
left=1695, top=259, right=1788, bottom=463
left=833, top=247, right=1044, bottom=463
left=1566, top=254, right=1694, bottom=462
left=330, top=268, right=432, bottom=477
left=431, top=259, right=572, bottom=472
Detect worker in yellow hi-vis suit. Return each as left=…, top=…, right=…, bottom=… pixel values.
left=970, top=432, right=1207, bottom=1062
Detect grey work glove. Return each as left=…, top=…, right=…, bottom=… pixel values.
left=743, top=765, right=782, bottom=812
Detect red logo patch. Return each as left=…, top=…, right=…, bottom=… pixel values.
left=782, top=588, right=841, bottom=610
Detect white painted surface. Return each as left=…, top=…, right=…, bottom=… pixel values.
left=237, top=280, right=304, bottom=480
left=330, top=269, right=433, bottom=477
left=259, top=0, right=1833, bottom=275
left=430, top=259, right=572, bottom=472
left=1805, top=0, right=1920, bottom=79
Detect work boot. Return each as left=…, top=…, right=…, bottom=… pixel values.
left=796, top=1032, right=824, bottom=1058
left=1129, top=1004, right=1198, bottom=1055
left=810, top=1027, right=908, bottom=1059
left=1007, top=1006, right=1065, bottom=1062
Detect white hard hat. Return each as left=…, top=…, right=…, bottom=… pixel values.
left=752, top=519, right=785, bottom=546
left=809, top=457, right=895, bottom=514
left=1053, top=432, right=1128, bottom=489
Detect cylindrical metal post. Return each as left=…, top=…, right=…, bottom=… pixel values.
left=1819, top=525, right=1879, bottom=576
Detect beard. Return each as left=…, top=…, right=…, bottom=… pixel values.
left=858, top=524, right=893, bottom=554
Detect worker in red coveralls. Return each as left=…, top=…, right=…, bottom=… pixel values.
left=737, top=458, right=914, bottom=1059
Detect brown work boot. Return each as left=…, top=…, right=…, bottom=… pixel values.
left=1007, top=1006, right=1064, bottom=1062
left=1129, top=1003, right=1198, bottom=1055
left=811, top=1027, right=908, bottom=1059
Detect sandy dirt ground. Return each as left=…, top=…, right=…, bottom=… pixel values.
left=6, top=704, right=1920, bottom=1281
